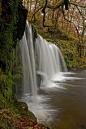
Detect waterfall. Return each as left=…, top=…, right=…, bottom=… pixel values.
left=35, top=35, right=67, bottom=76
left=15, top=20, right=68, bottom=97
left=35, top=35, right=67, bottom=86
left=15, top=20, right=68, bottom=122
left=19, top=20, right=37, bottom=102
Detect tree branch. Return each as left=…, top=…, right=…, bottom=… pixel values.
left=41, top=0, right=48, bottom=27
left=70, top=2, right=86, bottom=8
left=31, top=7, right=43, bottom=21
left=62, top=10, right=80, bottom=42
left=47, top=0, right=64, bottom=10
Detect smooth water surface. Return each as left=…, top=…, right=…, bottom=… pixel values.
left=38, top=70, right=86, bottom=129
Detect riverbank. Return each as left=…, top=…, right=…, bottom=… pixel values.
left=0, top=95, right=50, bottom=129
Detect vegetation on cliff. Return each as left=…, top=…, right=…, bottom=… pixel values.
left=0, top=0, right=86, bottom=128
left=25, top=0, right=86, bottom=70
left=34, top=24, right=86, bottom=69
left=0, top=0, right=49, bottom=129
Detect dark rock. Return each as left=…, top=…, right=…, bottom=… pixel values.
left=16, top=2, right=28, bottom=40
left=0, top=0, right=28, bottom=42
left=0, top=0, right=28, bottom=71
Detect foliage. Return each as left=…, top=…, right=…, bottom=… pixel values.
left=0, top=69, right=13, bottom=101
left=31, top=24, right=38, bottom=41
left=0, top=0, right=19, bottom=73
left=31, top=23, right=38, bottom=49
left=0, top=0, right=20, bottom=106
left=35, top=22, right=86, bottom=70
left=25, top=0, right=86, bottom=62
left=0, top=1, right=26, bottom=128
left=24, top=0, right=86, bottom=43
left=0, top=0, right=50, bottom=129
left=14, top=115, right=50, bottom=129
left=0, top=0, right=86, bottom=128
left=0, top=99, right=50, bottom=129
left=15, top=102, right=37, bottom=121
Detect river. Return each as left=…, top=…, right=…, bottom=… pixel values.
left=37, top=70, right=86, bottom=129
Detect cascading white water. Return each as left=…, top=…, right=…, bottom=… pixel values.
left=35, top=35, right=67, bottom=75
left=49, top=43, right=67, bottom=72
left=18, top=20, right=68, bottom=95
left=35, top=35, right=55, bottom=77
left=19, top=20, right=37, bottom=101
left=35, top=35, right=67, bottom=85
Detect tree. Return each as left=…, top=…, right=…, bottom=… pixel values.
left=23, top=0, right=86, bottom=56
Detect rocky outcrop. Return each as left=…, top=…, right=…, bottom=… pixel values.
left=0, top=0, right=28, bottom=41
left=17, top=2, right=28, bottom=40
left=0, top=0, right=28, bottom=72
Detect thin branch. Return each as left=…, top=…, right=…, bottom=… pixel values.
left=62, top=9, right=80, bottom=42
left=47, top=0, right=64, bottom=10
left=70, top=2, right=86, bottom=8
left=41, top=0, right=47, bottom=27
left=31, top=7, right=43, bottom=21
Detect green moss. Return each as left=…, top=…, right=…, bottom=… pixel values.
left=34, top=23, right=86, bottom=70
left=31, top=23, right=38, bottom=42
left=0, top=1, right=40, bottom=129
left=15, top=101, right=37, bottom=121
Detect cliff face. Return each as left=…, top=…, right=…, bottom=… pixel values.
left=0, top=0, right=28, bottom=72
left=17, top=2, right=28, bottom=40
left=0, top=0, right=28, bottom=41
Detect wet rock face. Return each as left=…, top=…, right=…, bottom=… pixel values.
left=17, top=2, right=28, bottom=40
left=0, top=0, right=28, bottom=41
left=0, top=0, right=28, bottom=71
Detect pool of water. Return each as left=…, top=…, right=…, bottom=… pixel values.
left=38, top=70, right=86, bottom=129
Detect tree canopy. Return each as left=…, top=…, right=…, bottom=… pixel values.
left=23, top=0, right=86, bottom=44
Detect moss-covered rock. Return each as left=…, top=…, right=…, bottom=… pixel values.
left=0, top=0, right=28, bottom=72
left=17, top=1, right=28, bottom=40
left=31, top=24, right=38, bottom=43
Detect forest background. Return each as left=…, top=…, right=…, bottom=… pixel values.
left=24, top=0, right=86, bottom=69
left=0, top=0, right=86, bottom=128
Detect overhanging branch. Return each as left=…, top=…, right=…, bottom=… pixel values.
left=62, top=10, right=80, bottom=42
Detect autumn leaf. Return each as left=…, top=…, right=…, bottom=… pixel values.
left=28, top=127, right=33, bottom=129
left=0, top=109, right=9, bottom=114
